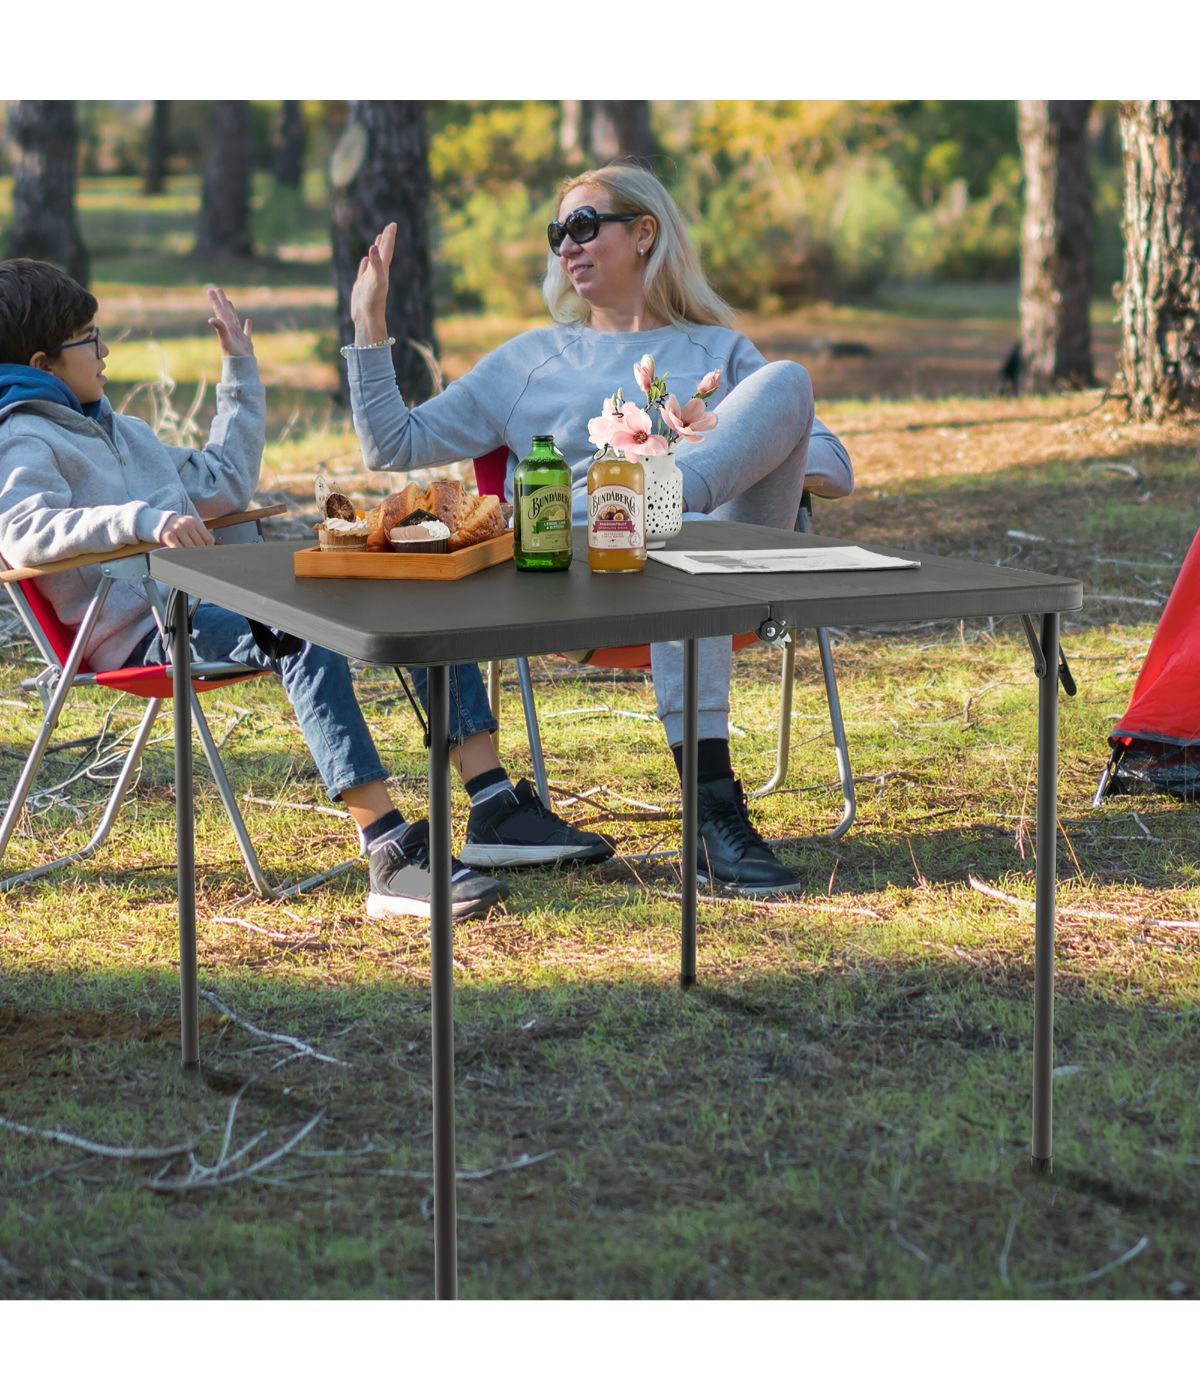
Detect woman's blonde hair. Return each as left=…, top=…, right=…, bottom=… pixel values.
left=542, top=163, right=735, bottom=329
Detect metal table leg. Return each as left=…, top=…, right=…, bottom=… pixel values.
left=1031, top=612, right=1059, bottom=1172
left=172, top=588, right=199, bottom=1069
left=427, top=664, right=458, bottom=1298
left=681, top=637, right=698, bottom=988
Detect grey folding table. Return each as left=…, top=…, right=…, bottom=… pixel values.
left=150, top=521, right=1081, bottom=1300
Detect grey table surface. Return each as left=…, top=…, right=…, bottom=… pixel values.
left=148, top=522, right=1082, bottom=665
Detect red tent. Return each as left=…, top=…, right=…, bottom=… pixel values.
left=1098, top=525, right=1200, bottom=801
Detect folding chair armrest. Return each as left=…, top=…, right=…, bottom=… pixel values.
left=0, top=505, right=287, bottom=583
left=1, top=541, right=154, bottom=583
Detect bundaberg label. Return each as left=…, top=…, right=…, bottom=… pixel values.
left=517, top=484, right=571, bottom=552
left=588, top=484, right=645, bottom=550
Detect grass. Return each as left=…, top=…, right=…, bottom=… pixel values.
left=1, top=178, right=1199, bottom=1300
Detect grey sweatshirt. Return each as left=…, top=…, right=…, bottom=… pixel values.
left=347, top=322, right=852, bottom=507
left=0, top=356, right=264, bottom=671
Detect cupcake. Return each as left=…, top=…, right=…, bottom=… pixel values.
left=314, top=517, right=371, bottom=551
left=388, top=517, right=450, bottom=553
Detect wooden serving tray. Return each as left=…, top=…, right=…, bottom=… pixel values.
left=293, top=530, right=514, bottom=581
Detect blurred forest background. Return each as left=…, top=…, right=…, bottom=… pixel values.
left=1, top=98, right=1196, bottom=420
left=0, top=99, right=1126, bottom=311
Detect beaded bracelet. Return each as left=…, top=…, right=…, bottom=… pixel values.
left=340, top=336, right=396, bottom=358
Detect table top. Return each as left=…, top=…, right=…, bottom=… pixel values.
left=666, top=522, right=1083, bottom=630
left=149, top=522, right=1082, bottom=667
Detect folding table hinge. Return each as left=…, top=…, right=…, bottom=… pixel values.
left=395, top=668, right=431, bottom=748
left=757, top=613, right=790, bottom=644
left=1020, top=615, right=1048, bottom=677
left=1021, top=616, right=1076, bottom=696
left=1057, top=649, right=1077, bottom=697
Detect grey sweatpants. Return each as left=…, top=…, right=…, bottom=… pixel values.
left=654, top=359, right=850, bottom=748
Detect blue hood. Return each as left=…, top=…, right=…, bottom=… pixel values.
left=0, top=364, right=102, bottom=419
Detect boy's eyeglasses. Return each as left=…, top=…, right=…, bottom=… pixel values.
left=547, top=207, right=641, bottom=256
left=53, top=327, right=103, bottom=358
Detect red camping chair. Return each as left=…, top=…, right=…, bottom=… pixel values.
left=474, top=447, right=856, bottom=836
left=0, top=510, right=356, bottom=896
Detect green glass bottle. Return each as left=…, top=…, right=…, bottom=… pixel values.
left=513, top=435, right=573, bottom=571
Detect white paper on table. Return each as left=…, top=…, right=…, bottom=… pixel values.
left=648, top=546, right=921, bottom=575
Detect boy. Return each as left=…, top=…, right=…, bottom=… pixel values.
left=0, top=258, right=611, bottom=919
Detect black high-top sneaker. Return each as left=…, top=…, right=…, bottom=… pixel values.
left=695, top=777, right=804, bottom=894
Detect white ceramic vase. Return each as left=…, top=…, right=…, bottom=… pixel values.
left=640, top=451, right=683, bottom=549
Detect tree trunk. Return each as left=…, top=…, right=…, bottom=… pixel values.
left=196, top=101, right=253, bottom=257
left=144, top=100, right=171, bottom=196
left=330, top=101, right=436, bottom=405
left=274, top=100, right=307, bottom=190
left=6, top=101, right=89, bottom=284
left=1018, top=100, right=1095, bottom=391
left=1118, top=101, right=1200, bottom=419
left=559, top=100, right=588, bottom=165
left=589, top=102, right=653, bottom=165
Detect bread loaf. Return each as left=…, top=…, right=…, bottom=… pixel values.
left=367, top=485, right=424, bottom=550
left=420, top=479, right=471, bottom=537
left=449, top=493, right=505, bottom=551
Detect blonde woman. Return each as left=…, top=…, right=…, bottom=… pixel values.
left=347, top=163, right=853, bottom=894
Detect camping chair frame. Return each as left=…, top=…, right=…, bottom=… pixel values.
left=475, top=448, right=856, bottom=838
left=0, top=510, right=357, bottom=897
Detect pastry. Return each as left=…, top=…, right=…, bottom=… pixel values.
left=314, top=517, right=370, bottom=551
left=388, top=519, right=450, bottom=553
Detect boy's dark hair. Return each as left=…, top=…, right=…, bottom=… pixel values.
left=0, top=258, right=98, bottom=366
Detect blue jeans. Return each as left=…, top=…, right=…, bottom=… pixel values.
left=406, top=663, right=498, bottom=748
left=127, top=605, right=498, bottom=799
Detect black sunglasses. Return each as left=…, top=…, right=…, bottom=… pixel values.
left=547, top=206, right=642, bottom=256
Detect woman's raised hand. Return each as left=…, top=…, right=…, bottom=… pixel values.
left=206, top=287, right=254, bottom=357
left=350, top=223, right=397, bottom=344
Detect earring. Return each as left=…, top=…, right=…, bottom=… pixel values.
left=638, top=247, right=646, bottom=257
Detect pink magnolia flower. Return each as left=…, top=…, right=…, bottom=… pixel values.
left=587, top=407, right=621, bottom=448
left=695, top=369, right=721, bottom=398
left=608, top=402, right=670, bottom=462
left=661, top=393, right=718, bottom=444
left=633, top=354, right=655, bottom=395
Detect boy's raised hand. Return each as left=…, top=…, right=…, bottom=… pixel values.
left=207, top=287, right=254, bottom=357
left=350, top=223, right=396, bottom=343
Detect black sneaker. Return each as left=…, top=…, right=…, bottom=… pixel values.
left=365, top=820, right=507, bottom=920
left=461, top=779, right=616, bottom=869
left=695, top=776, right=804, bottom=895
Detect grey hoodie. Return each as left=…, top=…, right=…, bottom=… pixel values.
left=0, top=356, right=264, bottom=671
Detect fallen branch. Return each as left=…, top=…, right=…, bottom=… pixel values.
left=357, top=1149, right=558, bottom=1182
left=967, top=875, right=1200, bottom=932
left=0, top=1114, right=194, bottom=1161
left=242, top=795, right=349, bottom=820
left=212, top=917, right=277, bottom=937
left=1091, top=556, right=1179, bottom=572
left=199, top=990, right=349, bottom=1067
left=998, top=1206, right=1021, bottom=1288
left=1086, top=462, right=1142, bottom=482
left=808, top=901, right=884, bottom=920
left=147, top=1111, right=326, bottom=1192
left=1031, top=1235, right=1150, bottom=1292
left=455, top=1150, right=558, bottom=1181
